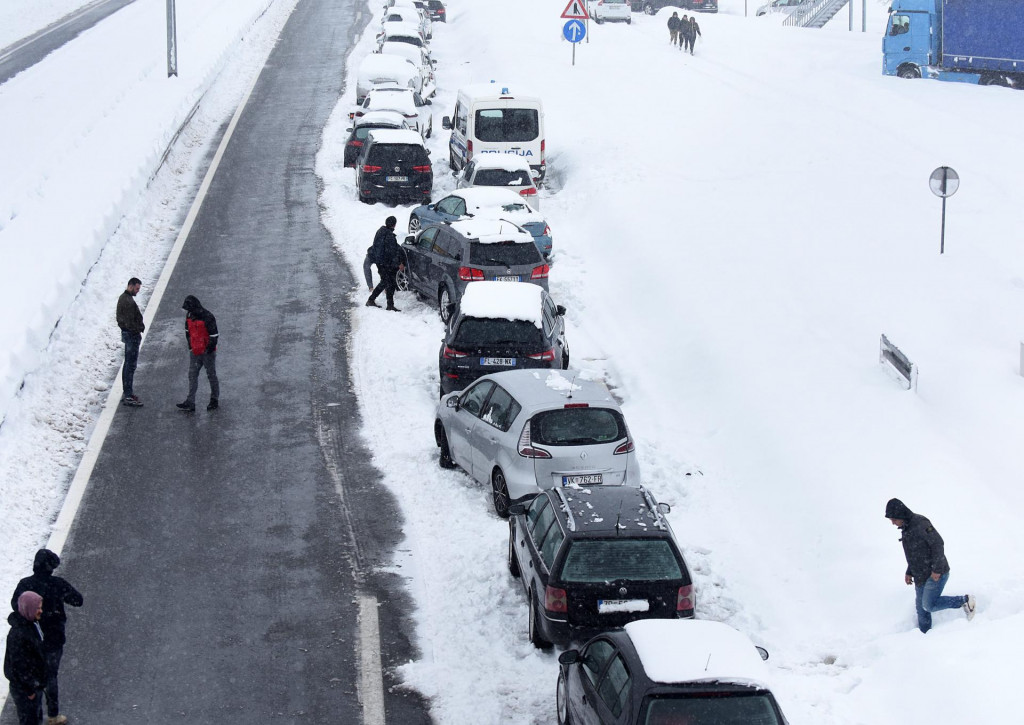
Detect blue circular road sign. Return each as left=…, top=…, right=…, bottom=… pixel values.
left=563, top=19, right=586, bottom=43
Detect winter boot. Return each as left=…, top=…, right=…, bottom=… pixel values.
left=963, top=594, right=976, bottom=621
left=207, top=398, right=219, bottom=411
left=176, top=401, right=196, bottom=412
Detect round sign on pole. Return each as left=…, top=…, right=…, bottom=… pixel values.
left=563, top=19, right=586, bottom=43
left=929, top=166, right=959, bottom=198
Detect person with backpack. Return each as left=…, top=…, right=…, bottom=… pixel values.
left=176, top=295, right=220, bottom=412
left=365, top=216, right=405, bottom=312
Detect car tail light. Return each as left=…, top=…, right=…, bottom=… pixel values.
left=443, top=346, right=467, bottom=359
left=459, top=267, right=484, bottom=281
left=348, top=139, right=363, bottom=148
left=527, top=349, right=555, bottom=362
left=545, top=585, right=568, bottom=613
left=564, top=403, right=589, bottom=409
left=412, top=165, right=431, bottom=172
left=677, top=585, right=695, bottom=612
left=518, top=422, right=552, bottom=459
left=530, top=264, right=549, bottom=280
left=613, top=438, right=635, bottom=455
left=362, top=164, right=382, bottom=173
left=519, top=187, right=537, bottom=197
left=540, top=138, right=545, bottom=164
left=542, top=224, right=551, bottom=236
left=467, top=139, right=473, bottom=160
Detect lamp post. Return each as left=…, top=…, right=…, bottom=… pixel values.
left=167, top=0, right=178, bottom=77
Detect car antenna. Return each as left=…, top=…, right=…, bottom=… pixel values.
left=704, top=653, right=712, bottom=672
left=567, top=373, right=577, bottom=400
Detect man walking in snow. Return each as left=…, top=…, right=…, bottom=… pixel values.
left=677, top=14, right=689, bottom=50
left=5, top=591, right=46, bottom=725
left=11, top=550, right=83, bottom=725
left=116, top=276, right=145, bottom=407
left=667, top=11, right=681, bottom=45
left=685, top=15, right=701, bottom=55
left=177, top=295, right=220, bottom=412
left=365, top=216, right=404, bottom=312
left=885, top=498, right=976, bottom=633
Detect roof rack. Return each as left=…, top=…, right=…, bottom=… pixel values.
left=554, top=488, right=576, bottom=532
left=641, top=487, right=668, bottom=530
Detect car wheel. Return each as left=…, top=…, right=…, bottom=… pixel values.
left=426, top=117, right=433, bottom=139
left=395, top=266, right=410, bottom=292
left=898, top=65, right=921, bottom=80
left=980, top=73, right=1011, bottom=87
left=439, top=286, right=454, bottom=324
left=409, top=215, right=421, bottom=233
left=436, top=422, right=456, bottom=469
left=556, top=670, right=573, bottom=725
left=507, top=531, right=520, bottom=577
left=529, top=589, right=553, bottom=649
left=492, top=468, right=511, bottom=518
left=626, top=17, right=632, bottom=24
left=596, top=16, right=604, bottom=24
left=643, top=2, right=655, bottom=15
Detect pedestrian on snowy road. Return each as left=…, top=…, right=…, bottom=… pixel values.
left=365, top=216, right=404, bottom=312
left=885, top=498, right=976, bottom=633
left=177, top=295, right=220, bottom=412
left=116, top=276, right=145, bottom=407
left=685, top=15, right=701, bottom=55
left=667, top=12, right=681, bottom=45
left=677, top=14, right=689, bottom=50
left=11, top=550, right=82, bottom=725
left=5, top=591, right=46, bottom=725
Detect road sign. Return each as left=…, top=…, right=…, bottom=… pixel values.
left=561, top=0, right=590, bottom=20
left=928, top=166, right=959, bottom=254
left=563, top=19, right=586, bottom=43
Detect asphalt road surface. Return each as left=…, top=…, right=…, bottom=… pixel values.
left=2, top=0, right=431, bottom=722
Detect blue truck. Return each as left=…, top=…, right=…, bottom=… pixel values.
left=883, top=0, right=1024, bottom=87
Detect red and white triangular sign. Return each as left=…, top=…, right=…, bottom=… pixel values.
left=561, top=0, right=590, bottom=20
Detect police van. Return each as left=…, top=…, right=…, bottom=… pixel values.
left=442, top=83, right=545, bottom=184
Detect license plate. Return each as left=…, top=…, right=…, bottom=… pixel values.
left=562, top=473, right=602, bottom=486
left=597, top=599, right=650, bottom=614
left=481, top=357, right=516, bottom=366
left=493, top=275, right=521, bottom=282
left=385, top=175, right=408, bottom=182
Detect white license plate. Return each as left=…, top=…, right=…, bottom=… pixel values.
left=597, top=599, right=650, bottom=614
left=493, top=275, right=521, bottom=282
left=385, top=175, right=408, bottom=182
left=562, top=473, right=603, bottom=486
left=481, top=357, right=516, bottom=366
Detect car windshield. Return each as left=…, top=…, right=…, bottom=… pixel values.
left=472, top=168, right=532, bottom=187
left=529, top=407, right=625, bottom=446
left=474, top=108, right=539, bottom=143
left=467, top=241, right=540, bottom=266
left=367, top=144, right=428, bottom=165
left=451, top=318, right=543, bottom=347
left=560, top=540, right=683, bottom=583
left=641, top=693, right=782, bottom=725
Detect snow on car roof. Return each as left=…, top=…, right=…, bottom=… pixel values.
left=354, top=110, right=407, bottom=128
left=358, top=53, right=417, bottom=79
left=365, top=128, right=425, bottom=146
left=450, top=188, right=539, bottom=221
left=471, top=154, right=534, bottom=172
left=448, top=218, right=533, bottom=245
left=459, top=281, right=543, bottom=326
left=364, top=88, right=416, bottom=114
left=381, top=22, right=422, bottom=39
left=379, top=43, right=427, bottom=65
left=625, top=620, right=772, bottom=688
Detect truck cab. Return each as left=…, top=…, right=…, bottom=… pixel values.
left=882, top=0, right=937, bottom=79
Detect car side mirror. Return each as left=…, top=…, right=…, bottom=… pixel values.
left=558, top=650, right=580, bottom=666
left=508, top=503, right=527, bottom=516
left=556, top=305, right=566, bottom=316
left=445, top=396, right=459, bottom=409
left=756, top=646, right=769, bottom=662
left=442, top=116, right=452, bottom=130
left=405, top=235, right=415, bottom=245
left=657, top=502, right=671, bottom=515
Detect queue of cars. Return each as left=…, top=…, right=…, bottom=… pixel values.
left=346, top=4, right=789, bottom=722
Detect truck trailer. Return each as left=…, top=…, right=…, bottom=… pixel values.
left=883, top=0, right=1024, bottom=87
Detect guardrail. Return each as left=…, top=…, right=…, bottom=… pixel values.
left=783, top=0, right=848, bottom=28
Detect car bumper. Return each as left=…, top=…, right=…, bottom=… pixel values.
left=545, top=610, right=696, bottom=648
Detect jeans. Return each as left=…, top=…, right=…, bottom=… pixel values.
left=9, top=684, right=43, bottom=725
left=186, top=351, right=219, bottom=405
left=121, top=330, right=142, bottom=398
left=43, top=645, right=63, bottom=717
left=915, top=573, right=966, bottom=633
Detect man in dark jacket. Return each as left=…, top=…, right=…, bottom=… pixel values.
left=667, top=11, right=681, bottom=44
left=177, top=295, right=220, bottom=412
left=885, top=498, right=976, bottom=633
left=11, top=550, right=82, bottom=725
left=365, top=216, right=405, bottom=312
left=685, top=15, right=701, bottom=55
left=5, top=591, right=46, bottom=725
left=115, top=276, right=145, bottom=407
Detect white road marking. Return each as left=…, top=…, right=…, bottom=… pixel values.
left=358, top=594, right=386, bottom=725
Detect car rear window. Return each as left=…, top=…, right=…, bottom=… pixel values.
left=367, top=144, right=428, bottom=166
left=474, top=108, right=539, bottom=143
left=559, top=540, right=683, bottom=583
left=641, top=693, right=782, bottom=725
left=468, top=241, right=540, bottom=266
left=451, top=318, right=544, bottom=347
left=472, top=168, right=532, bottom=187
left=529, top=408, right=626, bottom=446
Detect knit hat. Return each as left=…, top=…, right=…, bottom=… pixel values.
left=17, top=591, right=42, bottom=621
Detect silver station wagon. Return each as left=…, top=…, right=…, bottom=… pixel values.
left=434, top=369, right=642, bottom=516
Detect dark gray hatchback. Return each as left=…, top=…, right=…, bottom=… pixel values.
left=355, top=128, right=432, bottom=204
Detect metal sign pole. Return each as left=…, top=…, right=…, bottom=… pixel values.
left=928, top=166, right=959, bottom=255
left=940, top=194, right=947, bottom=254
left=166, top=0, right=178, bottom=77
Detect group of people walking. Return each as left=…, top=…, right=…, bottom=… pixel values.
left=4, top=550, right=82, bottom=725
left=116, top=279, right=220, bottom=412
left=667, top=11, right=701, bottom=54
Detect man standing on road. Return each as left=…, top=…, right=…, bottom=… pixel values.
left=685, top=14, right=702, bottom=55
left=885, top=498, right=976, bottom=633
left=5, top=591, right=46, bottom=725
left=11, top=550, right=83, bottom=725
left=667, top=11, right=681, bottom=45
left=176, top=295, right=220, bottom=412
left=365, top=216, right=404, bottom=312
left=116, top=277, right=145, bottom=407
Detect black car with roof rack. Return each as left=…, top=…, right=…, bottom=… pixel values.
left=508, top=485, right=695, bottom=649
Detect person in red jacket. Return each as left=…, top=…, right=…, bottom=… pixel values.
left=176, top=295, right=220, bottom=412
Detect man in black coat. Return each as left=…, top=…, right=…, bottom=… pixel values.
left=667, top=11, right=681, bottom=45
left=177, top=295, right=220, bottom=412
left=115, top=276, right=145, bottom=407
left=5, top=591, right=46, bottom=725
left=365, top=216, right=405, bottom=312
left=885, top=498, right=976, bottom=632
left=11, top=550, right=82, bottom=725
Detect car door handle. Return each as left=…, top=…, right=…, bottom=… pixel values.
left=465, top=427, right=472, bottom=434
left=489, top=438, right=497, bottom=443
left=903, top=46, right=910, bottom=51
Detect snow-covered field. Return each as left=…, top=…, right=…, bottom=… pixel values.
left=5, top=0, right=1024, bottom=722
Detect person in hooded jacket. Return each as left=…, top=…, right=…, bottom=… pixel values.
left=685, top=15, right=701, bottom=55
left=11, top=550, right=82, bottom=725
left=885, top=498, right=976, bottom=633
left=365, top=216, right=405, bottom=312
left=5, top=591, right=46, bottom=725
left=177, top=295, right=220, bottom=412
left=667, top=12, right=681, bottom=45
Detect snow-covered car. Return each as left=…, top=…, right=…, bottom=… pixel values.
left=408, top=187, right=553, bottom=258
left=355, top=53, right=422, bottom=103
left=426, top=0, right=447, bottom=22
left=378, top=42, right=436, bottom=98
left=354, top=129, right=432, bottom=204
left=344, top=110, right=410, bottom=167
left=353, top=86, right=433, bottom=139
left=380, top=5, right=431, bottom=40
left=588, top=0, right=632, bottom=24
left=375, top=22, right=427, bottom=52
left=557, top=620, right=788, bottom=724
left=455, top=154, right=541, bottom=209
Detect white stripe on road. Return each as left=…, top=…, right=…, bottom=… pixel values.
left=358, top=594, right=386, bottom=725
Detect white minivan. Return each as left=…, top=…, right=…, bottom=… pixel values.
left=442, top=83, right=546, bottom=184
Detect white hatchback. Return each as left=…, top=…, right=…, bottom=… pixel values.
left=588, top=0, right=632, bottom=23
left=456, top=154, right=541, bottom=210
